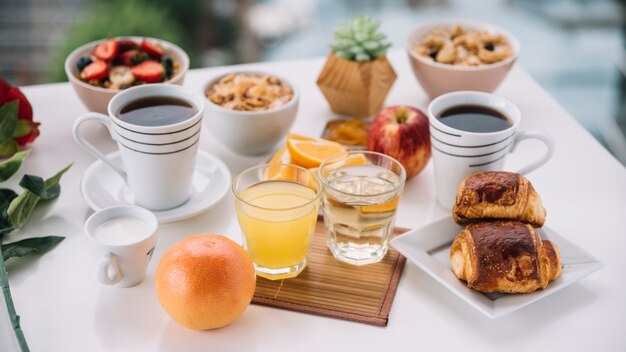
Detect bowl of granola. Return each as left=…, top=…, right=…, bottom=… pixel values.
left=65, top=36, right=189, bottom=113
left=407, top=20, right=520, bottom=98
left=203, top=72, right=298, bottom=155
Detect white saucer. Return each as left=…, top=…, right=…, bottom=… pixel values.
left=80, top=151, right=231, bottom=223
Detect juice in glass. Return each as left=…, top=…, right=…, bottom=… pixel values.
left=233, top=165, right=321, bottom=280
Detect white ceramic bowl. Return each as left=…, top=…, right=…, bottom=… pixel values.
left=202, top=71, right=299, bottom=155
left=65, top=36, right=189, bottom=113
left=407, top=19, right=520, bottom=98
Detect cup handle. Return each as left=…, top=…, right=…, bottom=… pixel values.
left=510, top=130, right=555, bottom=175
left=72, top=112, right=126, bottom=180
left=96, top=253, right=122, bottom=285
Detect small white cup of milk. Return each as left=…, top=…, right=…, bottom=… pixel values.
left=84, top=205, right=158, bottom=287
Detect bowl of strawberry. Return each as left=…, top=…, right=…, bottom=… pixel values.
left=65, top=37, right=189, bottom=113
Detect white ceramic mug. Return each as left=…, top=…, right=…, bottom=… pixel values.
left=428, top=91, right=555, bottom=209
left=73, top=84, right=204, bottom=210
left=84, top=205, right=158, bottom=288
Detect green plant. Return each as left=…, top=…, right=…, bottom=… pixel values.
left=0, top=82, right=70, bottom=351
left=330, top=16, right=391, bottom=62
left=48, top=0, right=192, bottom=82
left=0, top=151, right=70, bottom=351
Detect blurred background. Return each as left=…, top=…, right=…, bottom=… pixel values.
left=0, top=0, right=624, bottom=165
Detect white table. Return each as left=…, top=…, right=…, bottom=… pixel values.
left=2, top=50, right=625, bottom=351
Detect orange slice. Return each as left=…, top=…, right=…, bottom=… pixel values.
left=362, top=195, right=400, bottom=214
left=265, top=146, right=294, bottom=180
left=319, top=153, right=368, bottom=177
left=287, top=136, right=347, bottom=169
left=287, top=132, right=318, bottom=142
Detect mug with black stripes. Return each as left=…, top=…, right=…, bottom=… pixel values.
left=73, top=84, right=205, bottom=211
left=428, top=91, right=554, bottom=209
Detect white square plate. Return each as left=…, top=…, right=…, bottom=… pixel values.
left=390, top=217, right=603, bottom=319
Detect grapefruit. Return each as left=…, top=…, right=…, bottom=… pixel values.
left=155, top=234, right=256, bottom=330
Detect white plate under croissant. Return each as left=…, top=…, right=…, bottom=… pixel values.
left=391, top=171, right=602, bottom=318
left=390, top=216, right=602, bottom=319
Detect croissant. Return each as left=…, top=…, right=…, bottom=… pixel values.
left=453, top=172, right=546, bottom=227
left=450, top=221, right=562, bottom=293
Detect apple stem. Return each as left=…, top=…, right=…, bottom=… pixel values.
left=395, top=109, right=409, bottom=124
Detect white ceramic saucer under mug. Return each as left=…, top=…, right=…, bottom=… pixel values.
left=81, top=151, right=231, bottom=223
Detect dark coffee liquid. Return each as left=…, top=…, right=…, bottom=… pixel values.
left=118, top=96, right=196, bottom=127
left=438, top=105, right=511, bottom=133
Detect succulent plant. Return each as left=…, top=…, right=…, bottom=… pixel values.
left=330, top=16, right=391, bottom=62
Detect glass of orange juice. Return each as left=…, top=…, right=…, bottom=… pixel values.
left=233, top=164, right=321, bottom=280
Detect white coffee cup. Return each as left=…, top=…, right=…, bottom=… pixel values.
left=84, top=205, right=158, bottom=288
left=428, top=91, right=555, bottom=209
left=73, top=84, right=204, bottom=210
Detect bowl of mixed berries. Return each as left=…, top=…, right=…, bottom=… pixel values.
left=65, top=37, right=189, bottom=113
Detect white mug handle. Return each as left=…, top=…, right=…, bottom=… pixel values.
left=96, top=253, right=122, bottom=285
left=510, top=130, right=555, bottom=175
left=72, top=112, right=127, bottom=180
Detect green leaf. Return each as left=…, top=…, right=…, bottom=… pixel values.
left=354, top=32, right=368, bottom=43
left=334, top=50, right=353, bottom=60
left=349, top=46, right=365, bottom=54
left=363, top=41, right=380, bottom=51
left=8, top=163, right=72, bottom=229
left=19, top=175, right=46, bottom=198
left=370, top=46, right=390, bottom=59
left=0, top=189, right=17, bottom=235
left=355, top=53, right=371, bottom=61
left=370, top=32, right=385, bottom=41
left=0, top=101, right=18, bottom=143
left=2, top=236, right=65, bottom=261
left=7, top=191, right=39, bottom=229
left=0, top=189, right=18, bottom=211
left=44, top=163, right=72, bottom=192
left=0, top=150, right=30, bottom=182
left=0, top=139, right=18, bottom=158
left=12, top=120, right=32, bottom=139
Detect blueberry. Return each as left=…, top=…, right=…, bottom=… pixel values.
left=484, top=43, right=495, bottom=51
left=161, top=56, right=173, bottom=77
left=76, top=57, right=92, bottom=71
left=429, top=51, right=438, bottom=60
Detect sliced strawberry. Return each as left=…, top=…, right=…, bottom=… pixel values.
left=140, top=39, right=164, bottom=58
left=117, top=39, right=138, bottom=52
left=131, top=60, right=164, bottom=83
left=120, top=50, right=143, bottom=66
left=93, top=39, right=119, bottom=61
left=80, top=60, right=109, bottom=80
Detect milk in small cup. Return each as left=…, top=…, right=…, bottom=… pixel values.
left=84, top=205, right=158, bottom=288
left=93, top=217, right=150, bottom=246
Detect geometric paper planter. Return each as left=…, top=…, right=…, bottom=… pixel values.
left=317, top=53, right=397, bottom=118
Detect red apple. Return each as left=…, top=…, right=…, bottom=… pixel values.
left=367, top=105, right=431, bottom=178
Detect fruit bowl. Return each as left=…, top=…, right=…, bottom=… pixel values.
left=202, top=71, right=299, bottom=155
left=65, top=36, right=189, bottom=113
left=406, top=19, right=520, bottom=98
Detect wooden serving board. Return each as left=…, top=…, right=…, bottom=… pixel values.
left=251, top=217, right=408, bottom=327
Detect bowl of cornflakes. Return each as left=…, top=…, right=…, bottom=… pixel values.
left=65, top=36, right=189, bottom=113
left=203, top=71, right=298, bottom=155
left=407, top=20, right=520, bottom=98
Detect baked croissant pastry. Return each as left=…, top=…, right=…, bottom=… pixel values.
left=450, top=221, right=562, bottom=293
left=453, top=172, right=546, bottom=227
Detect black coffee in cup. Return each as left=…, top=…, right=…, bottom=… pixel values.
left=118, top=96, right=196, bottom=127
left=438, top=105, right=512, bottom=133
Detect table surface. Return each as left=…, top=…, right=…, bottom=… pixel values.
left=1, top=50, right=625, bottom=352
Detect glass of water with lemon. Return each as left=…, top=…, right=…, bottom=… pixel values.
left=319, top=151, right=406, bottom=265
left=233, top=164, right=321, bottom=280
